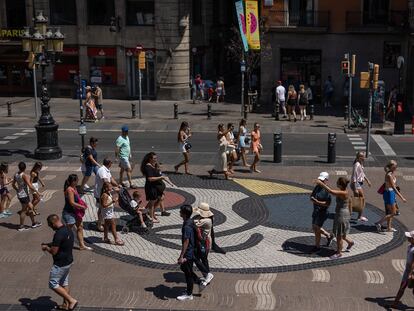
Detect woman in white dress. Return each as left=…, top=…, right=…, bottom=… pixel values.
left=208, top=124, right=234, bottom=180
left=174, top=121, right=192, bottom=174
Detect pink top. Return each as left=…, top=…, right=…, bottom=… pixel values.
left=352, top=162, right=365, bottom=183
left=251, top=130, right=261, bottom=153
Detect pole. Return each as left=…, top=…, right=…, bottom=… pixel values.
left=78, top=72, right=85, bottom=152
left=241, top=54, right=245, bottom=117
left=33, top=65, right=38, bottom=119
left=138, top=69, right=142, bottom=119
left=348, top=74, right=352, bottom=128
left=366, top=63, right=374, bottom=157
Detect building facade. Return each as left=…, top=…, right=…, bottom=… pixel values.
left=0, top=0, right=191, bottom=100
left=261, top=0, right=412, bottom=113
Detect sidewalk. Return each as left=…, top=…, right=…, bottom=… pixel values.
left=4, top=96, right=410, bottom=134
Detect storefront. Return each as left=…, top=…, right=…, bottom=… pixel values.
left=53, top=46, right=79, bottom=83
left=280, top=48, right=322, bottom=103
left=126, top=48, right=156, bottom=99
left=87, top=47, right=117, bottom=85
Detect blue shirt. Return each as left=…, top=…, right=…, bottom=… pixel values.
left=182, top=219, right=195, bottom=260
left=311, top=185, right=331, bottom=212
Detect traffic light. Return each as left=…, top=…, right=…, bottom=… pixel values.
left=341, top=60, right=350, bottom=75
left=360, top=72, right=370, bottom=89
left=373, top=64, right=379, bottom=89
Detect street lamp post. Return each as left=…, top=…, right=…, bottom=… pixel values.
left=21, top=11, right=64, bottom=160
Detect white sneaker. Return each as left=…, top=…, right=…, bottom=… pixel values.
left=18, top=226, right=30, bottom=232
left=31, top=222, right=42, bottom=229
left=199, top=281, right=206, bottom=292
left=177, top=292, right=193, bottom=301
left=204, top=273, right=214, bottom=284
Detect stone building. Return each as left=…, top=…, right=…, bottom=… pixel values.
left=0, top=0, right=192, bottom=100
left=261, top=0, right=412, bottom=114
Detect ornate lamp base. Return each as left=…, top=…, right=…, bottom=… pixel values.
left=34, top=123, right=62, bottom=159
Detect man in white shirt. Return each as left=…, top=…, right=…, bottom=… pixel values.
left=94, top=158, right=119, bottom=231
left=276, top=81, right=287, bottom=118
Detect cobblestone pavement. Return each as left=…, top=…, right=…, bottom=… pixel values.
left=1, top=163, right=414, bottom=310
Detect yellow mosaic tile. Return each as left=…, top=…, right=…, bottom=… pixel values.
left=233, top=178, right=310, bottom=196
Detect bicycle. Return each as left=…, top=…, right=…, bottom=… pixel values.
left=351, top=107, right=366, bottom=129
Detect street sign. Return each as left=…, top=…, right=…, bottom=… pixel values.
left=139, top=51, right=146, bottom=69
left=79, top=124, right=86, bottom=135
left=240, top=60, right=246, bottom=73
left=360, top=72, right=370, bottom=89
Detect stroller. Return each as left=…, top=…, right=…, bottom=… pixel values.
left=117, top=187, right=153, bottom=234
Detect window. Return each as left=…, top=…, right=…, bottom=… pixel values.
left=363, top=0, right=389, bottom=24
left=6, top=0, right=26, bottom=28
left=87, top=0, right=115, bottom=25
left=50, top=0, right=77, bottom=25
left=126, top=0, right=154, bottom=25
left=383, top=42, right=401, bottom=68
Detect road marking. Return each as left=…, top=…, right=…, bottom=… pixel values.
left=347, top=134, right=360, bottom=137
left=41, top=190, right=57, bottom=202
left=364, top=270, right=384, bottom=284
left=371, top=135, right=397, bottom=156
left=349, top=137, right=363, bottom=141
left=12, top=132, right=28, bottom=136
left=335, top=170, right=348, bottom=176
left=3, top=136, right=18, bottom=140
left=22, top=129, right=35, bottom=132
left=392, top=259, right=405, bottom=276
left=312, top=269, right=330, bottom=282
left=0, top=251, right=44, bottom=263
left=235, top=274, right=277, bottom=310
left=403, top=176, right=414, bottom=181
left=43, top=174, right=56, bottom=181
left=347, top=134, right=367, bottom=152
left=0, top=141, right=9, bottom=144
left=351, top=141, right=366, bottom=145
left=354, top=146, right=367, bottom=150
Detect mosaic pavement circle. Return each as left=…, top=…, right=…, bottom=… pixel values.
left=82, top=175, right=406, bottom=273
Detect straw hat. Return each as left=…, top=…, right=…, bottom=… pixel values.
left=193, top=202, right=214, bottom=218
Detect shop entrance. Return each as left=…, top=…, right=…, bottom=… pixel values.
left=0, top=47, right=32, bottom=96
left=280, top=49, right=321, bottom=104
left=128, top=50, right=156, bottom=100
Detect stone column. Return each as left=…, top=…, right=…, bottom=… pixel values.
left=155, top=0, right=190, bottom=100
left=76, top=0, right=88, bottom=79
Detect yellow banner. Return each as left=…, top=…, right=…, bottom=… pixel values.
left=246, top=0, right=260, bottom=50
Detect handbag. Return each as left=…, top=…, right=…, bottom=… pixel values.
left=74, top=192, right=87, bottom=221
left=377, top=183, right=385, bottom=195
left=184, top=142, right=192, bottom=150
left=244, top=136, right=250, bottom=144
left=350, top=196, right=364, bottom=213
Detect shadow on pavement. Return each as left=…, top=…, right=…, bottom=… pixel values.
left=18, top=296, right=57, bottom=311
left=282, top=240, right=336, bottom=258
left=0, top=222, right=21, bottom=230
left=0, top=149, right=32, bottom=157
left=365, top=296, right=413, bottom=310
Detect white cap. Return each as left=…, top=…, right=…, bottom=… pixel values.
left=405, top=231, right=414, bottom=238
left=318, top=172, right=329, bottom=181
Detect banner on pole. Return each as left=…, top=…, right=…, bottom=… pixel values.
left=235, top=0, right=249, bottom=52
left=246, top=0, right=261, bottom=50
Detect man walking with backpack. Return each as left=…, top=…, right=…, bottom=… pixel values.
left=80, top=137, right=100, bottom=193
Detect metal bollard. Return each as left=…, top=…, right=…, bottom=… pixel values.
left=243, top=104, right=248, bottom=119
left=207, top=103, right=211, bottom=120
left=131, top=102, right=136, bottom=118
left=309, top=102, right=314, bottom=120
left=173, top=103, right=178, bottom=119
left=327, top=133, right=336, bottom=163
left=344, top=104, right=348, bottom=120
left=273, top=132, right=282, bottom=163
left=7, top=102, right=11, bottom=117
left=274, top=100, right=280, bottom=121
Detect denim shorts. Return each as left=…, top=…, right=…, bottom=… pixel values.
left=84, top=165, right=98, bottom=177
left=62, top=211, right=76, bottom=225
left=119, top=157, right=131, bottom=170
left=49, top=263, right=72, bottom=289
left=383, top=190, right=396, bottom=206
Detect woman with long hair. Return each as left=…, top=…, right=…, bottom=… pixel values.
left=30, top=161, right=45, bottom=215
left=250, top=123, right=262, bottom=173
left=315, top=177, right=354, bottom=259
left=375, top=160, right=407, bottom=232
left=237, top=119, right=249, bottom=167
left=287, top=85, right=297, bottom=122
left=208, top=124, right=233, bottom=180
left=100, top=182, right=123, bottom=245
left=351, top=152, right=371, bottom=222
left=141, top=152, right=172, bottom=223
left=174, top=121, right=191, bottom=174
left=225, top=123, right=237, bottom=174
left=62, top=174, right=91, bottom=250
left=298, top=84, right=308, bottom=121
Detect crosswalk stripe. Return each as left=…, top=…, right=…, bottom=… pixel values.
left=0, top=141, right=9, bottom=144
left=347, top=134, right=360, bottom=137
left=354, top=146, right=367, bottom=150
left=349, top=137, right=363, bottom=141
left=22, top=129, right=35, bottom=133
left=3, top=136, right=18, bottom=140
left=372, top=135, right=396, bottom=156
left=364, top=270, right=384, bottom=284
left=392, top=259, right=405, bottom=276
left=403, top=176, right=414, bottom=181
left=12, top=133, right=28, bottom=136
left=43, top=175, right=57, bottom=181
left=351, top=142, right=366, bottom=145
left=312, top=269, right=330, bottom=282
left=334, top=170, right=348, bottom=176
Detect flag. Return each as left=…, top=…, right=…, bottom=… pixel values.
left=235, top=0, right=249, bottom=52
left=246, top=0, right=260, bottom=50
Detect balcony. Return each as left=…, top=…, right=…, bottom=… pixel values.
left=264, top=10, right=330, bottom=32
left=346, top=11, right=408, bottom=32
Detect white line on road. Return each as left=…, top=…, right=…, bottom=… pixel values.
left=0, top=141, right=9, bottom=144
left=3, top=136, right=18, bottom=140
left=12, top=133, right=28, bottom=136
left=354, top=146, right=367, bottom=150
left=372, top=135, right=397, bottom=156
left=22, top=129, right=35, bottom=133
left=347, top=134, right=361, bottom=137
left=312, top=269, right=330, bottom=282
left=403, top=176, right=414, bottom=181
left=351, top=141, right=366, bottom=145
left=364, top=270, right=384, bottom=284
left=334, top=170, right=348, bottom=176
left=349, top=137, right=363, bottom=141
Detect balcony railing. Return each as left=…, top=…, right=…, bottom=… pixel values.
left=346, top=11, right=408, bottom=31
left=265, top=10, right=330, bottom=30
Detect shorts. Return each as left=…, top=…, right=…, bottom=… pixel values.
left=279, top=100, right=286, bottom=108
left=238, top=136, right=247, bottom=148
left=383, top=190, right=396, bottom=206
left=96, top=103, right=103, bottom=110
left=351, top=181, right=363, bottom=192
left=18, top=196, right=30, bottom=205
left=62, top=210, right=76, bottom=225
left=0, top=186, right=9, bottom=196
left=312, top=209, right=328, bottom=228
left=49, top=264, right=72, bottom=289
left=119, top=157, right=131, bottom=170
left=101, top=207, right=114, bottom=220
left=83, top=165, right=98, bottom=177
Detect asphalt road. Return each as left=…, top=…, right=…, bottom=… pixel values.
left=0, top=127, right=413, bottom=167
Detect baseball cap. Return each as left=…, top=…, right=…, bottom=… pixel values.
left=405, top=231, right=414, bottom=238
left=121, top=125, right=129, bottom=132
left=318, top=172, right=329, bottom=181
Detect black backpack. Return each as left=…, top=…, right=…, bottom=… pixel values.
left=299, top=92, right=308, bottom=105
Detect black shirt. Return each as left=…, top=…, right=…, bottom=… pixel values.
left=51, top=226, right=74, bottom=267
left=84, top=146, right=97, bottom=167
left=311, top=185, right=331, bottom=212
left=182, top=218, right=195, bottom=260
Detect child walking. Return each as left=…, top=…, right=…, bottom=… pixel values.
left=0, top=162, right=12, bottom=218
left=100, top=182, right=124, bottom=245
left=30, top=162, right=45, bottom=215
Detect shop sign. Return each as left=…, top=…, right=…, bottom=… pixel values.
left=0, top=28, right=25, bottom=41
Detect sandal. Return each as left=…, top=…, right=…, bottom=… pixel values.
left=103, top=238, right=112, bottom=244
left=79, top=246, right=93, bottom=251
left=115, top=240, right=124, bottom=246
left=55, top=304, right=68, bottom=310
